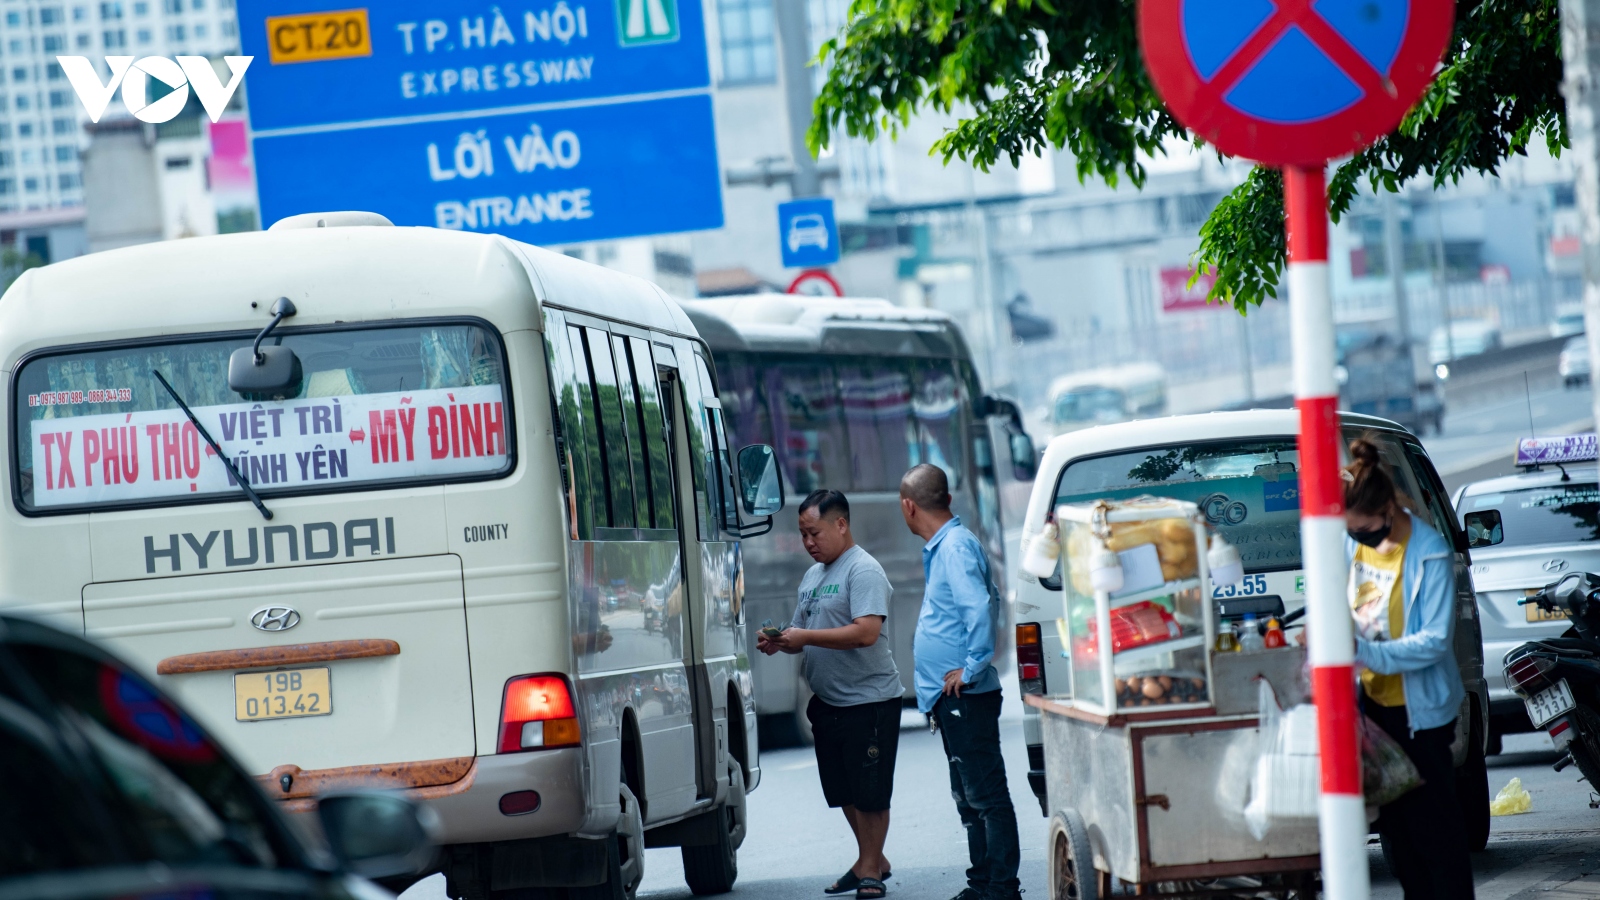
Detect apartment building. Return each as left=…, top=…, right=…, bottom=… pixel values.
left=0, top=0, right=239, bottom=213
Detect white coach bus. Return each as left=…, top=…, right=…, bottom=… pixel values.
left=679, top=295, right=1035, bottom=740
left=0, top=212, right=783, bottom=898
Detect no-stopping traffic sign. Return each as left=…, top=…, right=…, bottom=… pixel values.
left=1139, top=0, right=1453, bottom=166
left=1137, top=4, right=1456, bottom=899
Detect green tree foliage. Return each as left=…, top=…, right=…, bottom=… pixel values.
left=0, top=245, right=43, bottom=291
left=810, top=0, right=1565, bottom=312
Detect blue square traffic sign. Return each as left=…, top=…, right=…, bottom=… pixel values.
left=778, top=198, right=839, bottom=268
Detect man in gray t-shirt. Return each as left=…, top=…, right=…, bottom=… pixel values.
left=794, top=544, right=903, bottom=706
left=758, top=490, right=900, bottom=899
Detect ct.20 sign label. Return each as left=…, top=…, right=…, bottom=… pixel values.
left=1139, top=0, right=1453, bottom=167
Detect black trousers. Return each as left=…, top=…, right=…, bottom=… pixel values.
left=1363, top=700, right=1475, bottom=900
left=932, top=690, right=1020, bottom=900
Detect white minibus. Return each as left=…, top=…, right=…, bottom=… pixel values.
left=1042, top=362, right=1168, bottom=437
left=0, top=212, right=782, bottom=899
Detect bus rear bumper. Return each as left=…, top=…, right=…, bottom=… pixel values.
left=266, top=749, right=587, bottom=845
left=424, top=749, right=588, bottom=845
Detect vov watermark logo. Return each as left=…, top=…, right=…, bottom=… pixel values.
left=56, top=55, right=252, bottom=124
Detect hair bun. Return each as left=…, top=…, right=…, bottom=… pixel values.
left=1348, top=438, right=1380, bottom=466
left=1342, top=434, right=1397, bottom=515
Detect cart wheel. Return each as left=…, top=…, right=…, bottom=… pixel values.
left=1047, top=808, right=1098, bottom=900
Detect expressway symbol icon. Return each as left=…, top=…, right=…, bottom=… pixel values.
left=1139, top=0, right=1453, bottom=166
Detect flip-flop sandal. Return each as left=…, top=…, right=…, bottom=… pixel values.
left=856, top=877, right=887, bottom=899
left=825, top=870, right=892, bottom=894
left=824, top=871, right=863, bottom=895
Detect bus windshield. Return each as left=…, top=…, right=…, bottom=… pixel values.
left=13, top=322, right=509, bottom=513
left=715, top=352, right=968, bottom=495
left=1055, top=440, right=1303, bottom=571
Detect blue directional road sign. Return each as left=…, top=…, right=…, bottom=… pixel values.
left=236, top=0, right=723, bottom=243
left=777, top=198, right=839, bottom=269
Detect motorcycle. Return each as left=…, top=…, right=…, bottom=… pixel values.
left=1503, top=571, right=1600, bottom=786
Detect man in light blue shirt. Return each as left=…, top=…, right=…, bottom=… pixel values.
left=901, top=463, right=1019, bottom=900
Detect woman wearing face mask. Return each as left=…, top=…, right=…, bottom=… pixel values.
left=1344, top=437, right=1473, bottom=900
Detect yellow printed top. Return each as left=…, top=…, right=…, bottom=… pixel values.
left=1349, top=515, right=1411, bottom=707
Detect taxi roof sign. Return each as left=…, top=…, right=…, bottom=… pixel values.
left=1515, top=434, right=1599, bottom=467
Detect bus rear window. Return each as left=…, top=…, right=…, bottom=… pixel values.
left=12, top=322, right=510, bottom=513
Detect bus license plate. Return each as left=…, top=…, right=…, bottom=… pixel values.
left=1525, top=679, right=1576, bottom=729
left=234, top=668, right=331, bottom=722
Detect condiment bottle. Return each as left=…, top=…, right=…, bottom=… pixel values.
left=1238, top=615, right=1265, bottom=653
left=1215, top=624, right=1240, bottom=653
left=1263, top=617, right=1286, bottom=649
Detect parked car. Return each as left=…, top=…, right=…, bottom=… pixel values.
left=1552, top=304, right=1586, bottom=339
left=1452, top=451, right=1600, bottom=755
left=1561, top=335, right=1591, bottom=388
left=1429, top=319, right=1502, bottom=365
left=0, top=612, right=437, bottom=898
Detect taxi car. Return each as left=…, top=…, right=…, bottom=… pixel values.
left=1451, top=434, right=1600, bottom=753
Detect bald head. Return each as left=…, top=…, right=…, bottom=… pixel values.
left=900, top=464, right=951, bottom=512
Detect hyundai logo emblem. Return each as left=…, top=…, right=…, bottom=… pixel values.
left=1543, top=559, right=1569, bottom=574
left=250, top=606, right=301, bottom=632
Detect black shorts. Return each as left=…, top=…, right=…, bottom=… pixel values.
left=807, top=695, right=901, bottom=812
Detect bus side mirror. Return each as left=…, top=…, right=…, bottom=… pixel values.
left=1007, top=428, right=1037, bottom=481
left=737, top=444, right=784, bottom=517
left=229, top=297, right=302, bottom=396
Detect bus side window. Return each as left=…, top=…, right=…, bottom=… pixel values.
left=706, top=407, right=738, bottom=531
left=683, top=348, right=717, bottom=540
left=584, top=328, right=638, bottom=530
left=611, top=334, right=655, bottom=530
left=629, top=337, right=676, bottom=531
left=559, top=324, right=605, bottom=537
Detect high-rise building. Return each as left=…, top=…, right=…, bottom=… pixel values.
left=0, top=0, right=239, bottom=213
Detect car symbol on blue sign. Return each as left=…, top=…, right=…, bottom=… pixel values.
left=778, top=198, right=839, bottom=268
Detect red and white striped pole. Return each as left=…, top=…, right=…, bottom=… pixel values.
left=1285, top=165, right=1367, bottom=900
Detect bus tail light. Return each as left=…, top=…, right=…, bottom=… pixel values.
left=499, top=674, right=580, bottom=752
left=1017, top=623, right=1046, bottom=695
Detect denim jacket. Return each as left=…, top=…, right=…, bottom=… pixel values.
left=1345, top=510, right=1465, bottom=734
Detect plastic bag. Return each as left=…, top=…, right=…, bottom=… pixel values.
left=1490, top=777, right=1532, bottom=816
left=1360, top=715, right=1424, bottom=807
left=1244, top=679, right=1319, bottom=840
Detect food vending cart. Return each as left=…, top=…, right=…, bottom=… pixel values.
left=1028, top=497, right=1321, bottom=900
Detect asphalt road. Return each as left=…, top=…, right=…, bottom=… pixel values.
left=1424, top=351, right=1594, bottom=493
left=399, top=702, right=1600, bottom=900
left=399, top=344, right=1600, bottom=900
